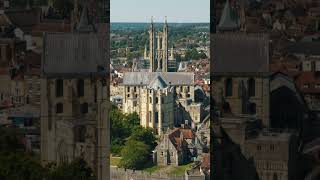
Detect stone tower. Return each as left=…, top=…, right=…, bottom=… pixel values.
left=140, top=75, right=174, bottom=134
left=149, top=17, right=156, bottom=72
left=40, top=7, right=110, bottom=180
left=147, top=17, right=170, bottom=72
left=144, top=44, right=148, bottom=60
left=157, top=32, right=162, bottom=71
left=162, top=16, right=169, bottom=72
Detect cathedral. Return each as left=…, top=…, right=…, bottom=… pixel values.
left=121, top=17, right=203, bottom=135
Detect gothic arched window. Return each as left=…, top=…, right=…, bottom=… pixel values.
left=56, top=79, right=63, bottom=97
left=56, top=103, right=63, bottom=114
left=81, top=103, right=88, bottom=114
left=248, top=78, right=255, bottom=97
left=273, top=173, right=278, bottom=180
left=77, top=79, right=84, bottom=97
left=249, top=103, right=256, bottom=115
left=225, top=78, right=233, bottom=97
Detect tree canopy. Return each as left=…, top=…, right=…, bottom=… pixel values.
left=119, top=139, right=150, bottom=170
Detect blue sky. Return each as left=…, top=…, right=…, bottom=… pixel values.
left=111, top=0, right=210, bottom=23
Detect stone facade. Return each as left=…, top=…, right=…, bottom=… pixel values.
left=40, top=6, right=110, bottom=180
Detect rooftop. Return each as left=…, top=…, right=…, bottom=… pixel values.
left=122, top=72, right=194, bottom=86
left=42, top=32, right=108, bottom=77
left=212, top=33, right=270, bottom=73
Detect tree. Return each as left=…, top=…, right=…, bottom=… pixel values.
left=46, top=158, right=95, bottom=180
left=119, top=140, right=150, bottom=170
left=128, top=127, right=157, bottom=151
left=110, top=106, right=140, bottom=155
left=0, top=152, right=45, bottom=180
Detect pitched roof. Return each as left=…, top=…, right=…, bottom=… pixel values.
left=217, top=0, right=240, bottom=31
left=123, top=72, right=194, bottom=86
left=212, top=33, right=269, bottom=73
left=42, top=32, right=108, bottom=76
left=76, top=5, right=95, bottom=33
left=148, top=75, right=168, bottom=90
left=168, top=127, right=195, bottom=150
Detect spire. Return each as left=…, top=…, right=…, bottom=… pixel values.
left=144, top=44, right=148, bottom=59
left=239, top=0, right=246, bottom=32
left=165, top=16, right=168, bottom=25
left=217, top=0, right=240, bottom=32
left=76, top=3, right=95, bottom=33
left=170, top=46, right=174, bottom=59
left=26, top=0, right=31, bottom=10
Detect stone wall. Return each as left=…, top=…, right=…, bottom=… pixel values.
left=110, top=167, right=185, bottom=180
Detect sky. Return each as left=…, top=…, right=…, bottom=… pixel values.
left=110, top=0, right=210, bottom=23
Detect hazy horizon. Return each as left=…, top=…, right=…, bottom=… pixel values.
left=111, top=0, right=210, bottom=23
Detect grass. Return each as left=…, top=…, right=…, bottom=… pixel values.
left=143, top=165, right=165, bottom=173
left=110, top=156, right=121, bottom=167
left=169, top=163, right=193, bottom=175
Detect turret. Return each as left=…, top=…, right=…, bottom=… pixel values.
left=144, top=44, right=148, bottom=60
left=162, top=16, right=169, bottom=72
left=149, top=16, right=156, bottom=72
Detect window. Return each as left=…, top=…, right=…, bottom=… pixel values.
left=155, top=97, right=158, bottom=104
left=81, top=103, right=88, bottom=114
left=225, top=78, right=233, bottom=97
left=303, top=84, right=310, bottom=88
left=149, top=111, right=152, bottom=122
left=149, top=97, right=152, bottom=103
left=56, top=103, right=63, bottom=114
left=77, top=79, right=84, bottom=97
left=134, top=86, right=136, bottom=92
left=249, top=103, right=256, bottom=115
left=270, top=144, right=275, bottom=151
left=75, top=126, right=86, bottom=143
left=248, top=78, right=255, bottom=97
left=273, top=173, right=278, bottom=180
left=127, top=87, right=130, bottom=92
left=257, top=145, right=261, bottom=151
left=56, top=79, right=63, bottom=97
left=26, top=96, right=29, bottom=104
left=161, top=152, right=164, bottom=156
left=155, top=112, right=159, bottom=123
left=161, top=97, right=164, bottom=104
left=0, top=93, right=3, bottom=100
left=127, top=94, right=130, bottom=98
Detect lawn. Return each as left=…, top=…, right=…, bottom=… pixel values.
left=110, top=156, right=121, bottom=167
left=169, top=163, right=193, bottom=175
left=143, top=165, right=165, bottom=173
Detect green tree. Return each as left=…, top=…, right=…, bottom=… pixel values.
left=119, top=139, right=150, bottom=170
left=110, top=106, right=140, bottom=155
left=46, top=158, right=95, bottom=180
left=0, top=152, right=45, bottom=180
left=128, top=127, right=157, bottom=151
